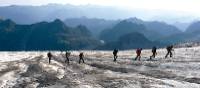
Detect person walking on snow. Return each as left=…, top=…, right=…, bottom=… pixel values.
left=65, top=51, right=71, bottom=64
left=150, top=46, right=157, bottom=60
left=135, top=48, right=142, bottom=61
left=165, top=45, right=174, bottom=58
left=113, top=49, right=118, bottom=62
left=79, top=52, right=85, bottom=64
left=47, top=52, right=53, bottom=64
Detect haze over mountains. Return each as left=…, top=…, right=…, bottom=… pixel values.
left=0, top=4, right=195, bottom=31
left=0, top=4, right=136, bottom=24
left=64, top=17, right=118, bottom=37
left=0, top=4, right=200, bottom=50
left=0, top=4, right=197, bottom=24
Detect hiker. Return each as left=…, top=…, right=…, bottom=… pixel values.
left=113, top=49, right=118, bottom=62
left=165, top=45, right=174, bottom=58
left=135, top=48, right=142, bottom=61
left=150, top=46, right=157, bottom=60
left=47, top=52, right=53, bottom=64
left=79, top=52, right=85, bottom=64
left=65, top=51, right=71, bottom=64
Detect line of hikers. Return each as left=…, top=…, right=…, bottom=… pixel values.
left=47, top=45, right=174, bottom=64
left=47, top=51, right=85, bottom=64
left=113, top=45, right=174, bottom=62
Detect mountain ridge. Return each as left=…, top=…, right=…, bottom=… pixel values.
left=0, top=19, right=100, bottom=51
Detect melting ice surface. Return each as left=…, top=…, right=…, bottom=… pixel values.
left=0, top=47, right=200, bottom=88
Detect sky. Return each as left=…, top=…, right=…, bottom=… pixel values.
left=0, top=0, right=199, bottom=24
left=0, top=0, right=199, bottom=12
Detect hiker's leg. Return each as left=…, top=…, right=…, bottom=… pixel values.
left=153, top=53, right=156, bottom=58
left=165, top=52, right=169, bottom=58
left=135, top=56, right=138, bottom=60
left=79, top=58, right=81, bottom=64
left=170, top=51, right=173, bottom=57
left=139, top=56, right=141, bottom=61
left=114, top=55, right=116, bottom=62
left=82, top=58, right=85, bottom=63
left=115, top=55, right=118, bottom=61
left=67, top=57, right=69, bottom=64
left=49, top=57, right=51, bottom=64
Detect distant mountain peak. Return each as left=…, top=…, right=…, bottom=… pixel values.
left=125, top=17, right=144, bottom=24
left=4, top=19, right=15, bottom=24
left=53, top=19, right=63, bottom=23
left=0, top=19, right=16, bottom=31
left=114, top=20, right=145, bottom=30
left=77, top=24, right=87, bottom=29
left=51, top=19, right=66, bottom=27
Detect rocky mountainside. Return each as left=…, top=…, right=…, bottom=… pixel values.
left=98, top=32, right=163, bottom=50
left=0, top=19, right=100, bottom=50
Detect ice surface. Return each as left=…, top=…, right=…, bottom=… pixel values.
left=0, top=47, right=200, bottom=87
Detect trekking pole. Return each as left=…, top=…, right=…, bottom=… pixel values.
left=173, top=49, right=175, bottom=60
left=193, top=48, right=196, bottom=60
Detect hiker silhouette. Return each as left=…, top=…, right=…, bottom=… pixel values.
left=79, top=52, right=85, bottom=64
left=165, top=45, right=174, bottom=58
left=65, top=51, right=71, bottom=64
left=135, top=48, right=142, bottom=61
left=150, top=46, right=157, bottom=60
left=113, top=49, right=118, bottom=62
left=47, top=52, right=53, bottom=64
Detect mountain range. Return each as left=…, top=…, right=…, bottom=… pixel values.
left=99, top=18, right=182, bottom=42
left=1, top=17, right=200, bottom=50
left=159, top=21, right=200, bottom=44
left=64, top=17, right=118, bottom=37
left=98, top=18, right=200, bottom=49
left=0, top=19, right=100, bottom=51
left=97, top=32, right=163, bottom=50
left=0, top=4, right=200, bottom=50
left=64, top=17, right=182, bottom=40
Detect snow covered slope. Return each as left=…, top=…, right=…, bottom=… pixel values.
left=0, top=46, right=200, bottom=88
